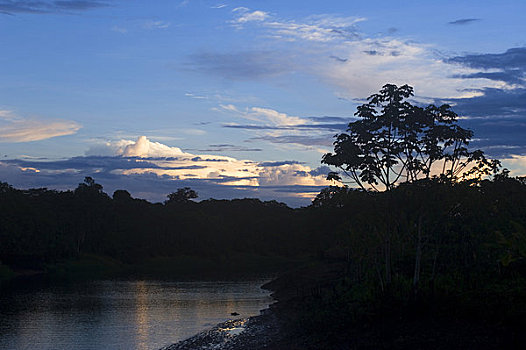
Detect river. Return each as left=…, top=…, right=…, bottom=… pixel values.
left=0, top=278, right=273, bottom=350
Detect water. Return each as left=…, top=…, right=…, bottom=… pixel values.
left=0, top=279, right=273, bottom=350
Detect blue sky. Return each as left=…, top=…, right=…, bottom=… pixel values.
left=1, top=0, right=526, bottom=206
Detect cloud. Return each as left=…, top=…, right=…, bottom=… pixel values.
left=434, top=47, right=526, bottom=158
left=0, top=0, right=110, bottom=15
left=220, top=105, right=348, bottom=130
left=448, top=18, right=480, bottom=25
left=501, top=155, right=526, bottom=177
left=251, top=135, right=334, bottom=147
left=0, top=136, right=331, bottom=206
left=248, top=107, right=305, bottom=126
left=187, top=51, right=292, bottom=80
left=233, top=8, right=269, bottom=23
left=0, top=136, right=333, bottom=206
left=233, top=10, right=364, bottom=42
left=448, top=47, right=526, bottom=86
left=215, top=8, right=511, bottom=100
left=193, top=144, right=263, bottom=152
left=223, top=123, right=347, bottom=131
left=143, top=20, right=171, bottom=30
left=259, top=160, right=305, bottom=167
left=218, top=105, right=347, bottom=149
left=0, top=110, right=81, bottom=142
left=85, top=136, right=187, bottom=158
left=111, top=25, right=127, bottom=34
left=307, top=116, right=353, bottom=123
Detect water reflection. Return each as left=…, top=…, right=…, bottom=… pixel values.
left=0, top=279, right=272, bottom=350
left=135, top=281, right=149, bottom=350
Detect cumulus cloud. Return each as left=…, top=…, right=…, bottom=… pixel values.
left=86, top=136, right=187, bottom=158
left=0, top=110, right=81, bottom=142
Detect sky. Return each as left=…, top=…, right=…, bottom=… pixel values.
left=1, top=0, right=526, bottom=206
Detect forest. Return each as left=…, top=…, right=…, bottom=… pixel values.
left=2, top=84, right=526, bottom=348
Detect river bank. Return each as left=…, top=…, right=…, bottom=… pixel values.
left=164, top=261, right=526, bottom=350
left=162, top=309, right=284, bottom=350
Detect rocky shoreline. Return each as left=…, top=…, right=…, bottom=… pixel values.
left=160, top=308, right=283, bottom=350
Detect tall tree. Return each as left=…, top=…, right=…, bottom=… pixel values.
left=322, top=83, right=501, bottom=288
left=322, top=84, right=500, bottom=191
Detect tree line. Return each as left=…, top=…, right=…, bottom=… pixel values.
left=0, top=178, right=320, bottom=270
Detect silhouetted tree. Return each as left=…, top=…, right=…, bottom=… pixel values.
left=322, top=83, right=500, bottom=190
left=322, top=83, right=502, bottom=287
left=165, top=187, right=198, bottom=204
left=113, top=189, right=132, bottom=201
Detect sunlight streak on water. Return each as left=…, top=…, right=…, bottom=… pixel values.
left=0, top=279, right=272, bottom=350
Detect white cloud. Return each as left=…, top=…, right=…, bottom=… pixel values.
left=0, top=110, right=81, bottom=142
left=264, top=15, right=364, bottom=43
left=111, top=25, right=128, bottom=34
left=258, top=163, right=328, bottom=187
left=249, top=107, right=305, bottom=126
left=219, top=104, right=307, bottom=126
left=143, top=20, right=171, bottom=30
left=502, top=155, right=526, bottom=177
left=87, top=136, right=187, bottom=158
left=85, top=136, right=330, bottom=189
left=237, top=10, right=269, bottom=23
left=232, top=8, right=269, bottom=24
left=320, top=39, right=510, bottom=100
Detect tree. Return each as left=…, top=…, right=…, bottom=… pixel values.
left=113, top=189, right=132, bottom=202
left=321, top=83, right=501, bottom=288
left=75, top=176, right=104, bottom=195
left=165, top=187, right=198, bottom=204
left=322, top=84, right=500, bottom=191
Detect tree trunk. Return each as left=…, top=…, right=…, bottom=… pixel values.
left=385, top=236, right=392, bottom=285
left=413, top=215, right=423, bottom=291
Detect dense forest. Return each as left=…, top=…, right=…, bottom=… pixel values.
left=0, top=178, right=318, bottom=277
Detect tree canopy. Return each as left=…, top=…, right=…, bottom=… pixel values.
left=165, top=187, right=198, bottom=204
left=322, top=84, right=500, bottom=191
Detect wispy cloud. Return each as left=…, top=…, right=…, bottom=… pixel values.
left=143, top=19, right=171, bottom=30
left=0, top=110, right=81, bottom=142
left=250, top=135, right=334, bottom=147
left=192, top=144, right=263, bottom=152
left=187, top=51, right=292, bottom=80
left=448, top=18, right=480, bottom=25
left=233, top=7, right=269, bottom=23
left=448, top=48, right=526, bottom=86
left=216, top=8, right=511, bottom=100
left=111, top=25, right=127, bottom=34
left=217, top=105, right=343, bottom=150
left=0, top=0, right=111, bottom=15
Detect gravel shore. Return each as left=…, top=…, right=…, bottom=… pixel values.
left=160, top=308, right=283, bottom=350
